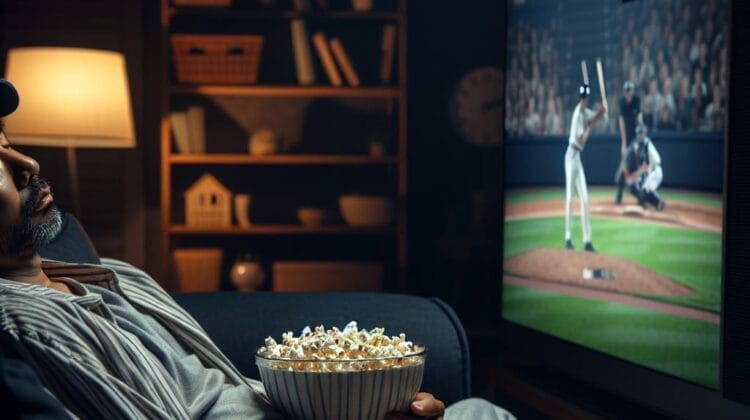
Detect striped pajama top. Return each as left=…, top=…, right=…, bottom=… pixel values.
left=0, top=258, right=278, bottom=419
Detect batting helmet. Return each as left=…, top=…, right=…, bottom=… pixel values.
left=579, top=84, right=591, bottom=98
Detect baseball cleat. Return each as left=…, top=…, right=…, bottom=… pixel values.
left=566, top=239, right=575, bottom=250
left=657, top=200, right=665, bottom=211
left=584, top=242, right=596, bottom=252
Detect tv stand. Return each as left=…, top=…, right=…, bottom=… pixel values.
left=482, top=351, right=672, bottom=419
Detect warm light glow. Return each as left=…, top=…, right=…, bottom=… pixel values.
left=3, top=47, right=135, bottom=148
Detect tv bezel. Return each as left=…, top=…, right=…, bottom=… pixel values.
left=498, top=0, right=750, bottom=418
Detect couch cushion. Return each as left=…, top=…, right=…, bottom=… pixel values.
left=172, top=291, right=471, bottom=405
left=39, top=213, right=100, bottom=265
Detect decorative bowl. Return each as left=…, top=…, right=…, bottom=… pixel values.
left=338, top=195, right=394, bottom=227
left=256, top=349, right=425, bottom=420
left=297, top=207, right=326, bottom=227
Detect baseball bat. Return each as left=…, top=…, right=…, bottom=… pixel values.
left=581, top=60, right=589, bottom=86
left=596, top=58, right=608, bottom=111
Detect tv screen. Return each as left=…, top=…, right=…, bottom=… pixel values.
left=502, top=0, right=729, bottom=392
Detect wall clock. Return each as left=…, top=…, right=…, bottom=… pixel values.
left=450, top=66, right=503, bottom=147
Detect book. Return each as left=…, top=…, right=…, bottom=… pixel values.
left=186, top=106, right=206, bottom=154
left=170, top=111, right=191, bottom=154
left=380, top=24, right=397, bottom=84
left=291, top=19, right=316, bottom=85
left=329, top=38, right=360, bottom=87
left=311, top=32, right=343, bottom=87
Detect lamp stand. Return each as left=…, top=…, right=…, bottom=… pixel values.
left=66, top=146, right=82, bottom=217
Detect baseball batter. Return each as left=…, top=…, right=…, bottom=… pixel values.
left=565, top=83, right=607, bottom=252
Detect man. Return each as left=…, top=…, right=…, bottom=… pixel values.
left=564, top=83, right=607, bottom=252
left=0, top=79, right=512, bottom=419
left=624, top=123, right=666, bottom=211
left=614, top=80, right=642, bottom=204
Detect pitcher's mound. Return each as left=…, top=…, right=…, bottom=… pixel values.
left=505, top=248, right=692, bottom=296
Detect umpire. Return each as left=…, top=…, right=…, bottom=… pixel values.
left=614, top=80, right=642, bottom=204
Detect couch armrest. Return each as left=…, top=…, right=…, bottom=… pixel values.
left=172, top=292, right=471, bottom=405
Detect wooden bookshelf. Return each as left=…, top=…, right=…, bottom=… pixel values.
left=169, top=154, right=399, bottom=165
left=160, top=0, right=408, bottom=291
left=168, top=8, right=401, bottom=21
left=170, top=85, right=401, bottom=98
left=169, top=224, right=398, bottom=235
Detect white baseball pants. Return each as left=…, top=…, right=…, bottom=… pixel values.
left=565, top=144, right=592, bottom=244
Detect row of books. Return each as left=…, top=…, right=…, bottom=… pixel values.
left=170, top=106, right=205, bottom=154
left=291, top=20, right=397, bottom=87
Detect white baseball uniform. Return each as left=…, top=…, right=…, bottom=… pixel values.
left=564, top=103, right=600, bottom=244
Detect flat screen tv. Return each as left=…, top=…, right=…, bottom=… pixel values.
left=500, top=0, right=750, bottom=417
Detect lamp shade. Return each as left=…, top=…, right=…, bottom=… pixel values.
left=3, top=47, right=135, bottom=148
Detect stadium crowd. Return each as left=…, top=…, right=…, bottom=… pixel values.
left=505, top=0, right=729, bottom=138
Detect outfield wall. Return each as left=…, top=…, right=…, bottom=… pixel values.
left=504, top=132, right=724, bottom=191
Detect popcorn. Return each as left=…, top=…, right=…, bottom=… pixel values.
left=257, top=321, right=424, bottom=372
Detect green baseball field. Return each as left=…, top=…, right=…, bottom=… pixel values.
left=503, top=187, right=722, bottom=389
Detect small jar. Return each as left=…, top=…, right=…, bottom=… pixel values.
left=230, top=254, right=265, bottom=292
left=352, top=0, right=373, bottom=11
left=248, top=129, right=279, bottom=155
left=369, top=142, right=384, bottom=157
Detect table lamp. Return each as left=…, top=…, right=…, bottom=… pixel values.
left=3, top=47, right=136, bottom=216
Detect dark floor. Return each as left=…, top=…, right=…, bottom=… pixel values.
left=467, top=334, right=675, bottom=420
left=469, top=334, right=549, bottom=419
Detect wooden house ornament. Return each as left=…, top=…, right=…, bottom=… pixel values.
left=184, top=173, right=232, bottom=227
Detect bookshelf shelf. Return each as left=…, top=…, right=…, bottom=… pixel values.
left=169, top=224, right=398, bottom=235
left=169, top=85, right=401, bottom=98
left=169, top=8, right=401, bottom=21
left=169, top=154, right=399, bottom=165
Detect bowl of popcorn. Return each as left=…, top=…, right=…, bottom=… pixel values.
left=256, top=321, right=425, bottom=420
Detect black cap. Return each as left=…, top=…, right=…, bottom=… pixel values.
left=579, top=84, right=590, bottom=98
left=0, top=79, right=19, bottom=118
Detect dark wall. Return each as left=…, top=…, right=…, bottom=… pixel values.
left=407, top=0, right=503, bottom=329
left=505, top=133, right=724, bottom=191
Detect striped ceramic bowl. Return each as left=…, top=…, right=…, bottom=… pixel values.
left=256, top=349, right=426, bottom=420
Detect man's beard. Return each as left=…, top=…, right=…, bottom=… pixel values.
left=0, top=177, right=63, bottom=258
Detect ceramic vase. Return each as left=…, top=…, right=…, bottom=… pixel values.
left=230, top=254, right=265, bottom=292
left=234, top=194, right=252, bottom=227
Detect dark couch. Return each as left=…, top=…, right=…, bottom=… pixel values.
left=1, top=214, right=471, bottom=416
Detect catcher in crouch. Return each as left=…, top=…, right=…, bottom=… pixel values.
left=620, top=123, right=666, bottom=211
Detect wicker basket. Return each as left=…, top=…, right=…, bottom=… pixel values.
left=172, top=35, right=263, bottom=84
left=173, top=248, right=224, bottom=292
left=173, top=0, right=232, bottom=7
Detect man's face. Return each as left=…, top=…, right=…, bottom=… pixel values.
left=0, top=131, right=61, bottom=257
left=637, top=132, right=646, bottom=143
left=624, top=88, right=634, bottom=102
